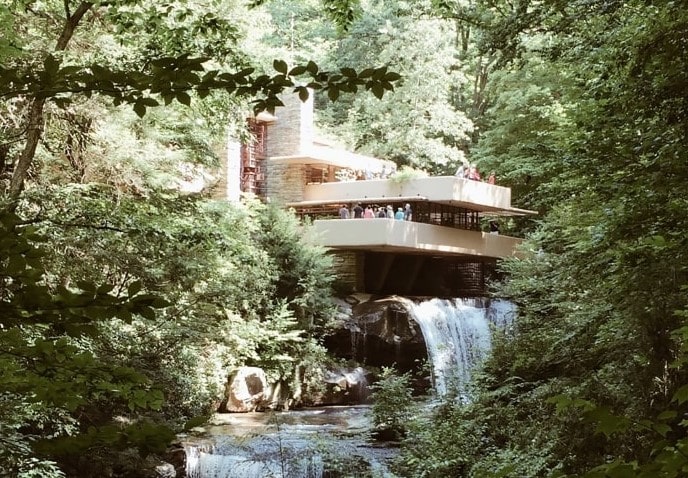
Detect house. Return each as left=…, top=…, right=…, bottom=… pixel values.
left=225, top=92, right=536, bottom=297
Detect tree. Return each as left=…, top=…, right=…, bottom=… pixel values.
left=0, top=206, right=172, bottom=476
left=0, top=0, right=399, bottom=198
left=396, top=0, right=688, bottom=475
left=0, top=1, right=399, bottom=474
left=317, top=0, right=472, bottom=173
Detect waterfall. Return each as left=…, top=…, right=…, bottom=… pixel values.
left=185, top=435, right=324, bottom=478
left=408, top=298, right=515, bottom=397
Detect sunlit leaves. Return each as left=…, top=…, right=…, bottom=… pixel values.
left=322, top=0, right=362, bottom=31
left=0, top=206, right=174, bottom=470
left=1, top=53, right=399, bottom=115
left=317, top=3, right=469, bottom=171
left=468, top=1, right=688, bottom=476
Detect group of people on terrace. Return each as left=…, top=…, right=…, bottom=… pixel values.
left=455, top=162, right=496, bottom=185
left=339, top=203, right=412, bottom=221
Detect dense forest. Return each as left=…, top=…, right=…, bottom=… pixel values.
left=2, top=0, right=688, bottom=477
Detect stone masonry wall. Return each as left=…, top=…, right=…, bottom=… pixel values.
left=330, top=251, right=362, bottom=292
left=266, top=92, right=314, bottom=157
left=266, top=163, right=306, bottom=204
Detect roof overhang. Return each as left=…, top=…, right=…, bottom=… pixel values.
left=287, top=196, right=537, bottom=216
left=269, top=145, right=396, bottom=172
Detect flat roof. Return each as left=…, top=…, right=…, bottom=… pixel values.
left=269, top=145, right=396, bottom=172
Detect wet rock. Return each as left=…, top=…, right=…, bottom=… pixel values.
left=265, top=379, right=297, bottom=410
left=166, top=442, right=186, bottom=478
left=332, top=297, right=353, bottom=322
left=153, top=462, right=176, bottom=478
left=324, top=296, right=427, bottom=374
left=371, top=426, right=406, bottom=443
left=223, top=366, right=269, bottom=412
left=310, top=366, right=372, bottom=406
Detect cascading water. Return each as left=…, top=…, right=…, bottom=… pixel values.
left=408, top=298, right=515, bottom=397
left=182, top=298, right=513, bottom=477
left=185, top=433, right=324, bottom=478
left=183, top=407, right=396, bottom=478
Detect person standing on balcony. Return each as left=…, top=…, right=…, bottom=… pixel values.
left=364, top=205, right=375, bottom=218
left=386, top=205, right=394, bottom=218
left=468, top=165, right=481, bottom=181
left=488, top=171, right=496, bottom=184
left=378, top=207, right=387, bottom=218
left=404, top=203, right=413, bottom=221
left=395, top=207, right=405, bottom=220
left=339, top=204, right=350, bottom=219
left=455, top=162, right=467, bottom=178
left=353, top=203, right=364, bottom=218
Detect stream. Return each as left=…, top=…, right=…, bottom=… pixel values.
left=182, top=298, right=515, bottom=477
left=183, top=405, right=399, bottom=478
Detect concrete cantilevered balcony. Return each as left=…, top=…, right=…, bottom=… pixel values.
left=312, top=218, right=525, bottom=259
left=294, top=176, right=534, bottom=215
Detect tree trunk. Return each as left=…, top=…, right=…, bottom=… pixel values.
left=8, top=2, right=94, bottom=199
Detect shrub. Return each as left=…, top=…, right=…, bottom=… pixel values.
left=370, top=367, right=414, bottom=441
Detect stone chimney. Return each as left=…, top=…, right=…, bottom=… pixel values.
left=265, top=90, right=314, bottom=157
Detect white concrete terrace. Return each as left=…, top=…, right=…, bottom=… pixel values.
left=289, top=176, right=536, bottom=216
left=312, top=218, right=526, bottom=259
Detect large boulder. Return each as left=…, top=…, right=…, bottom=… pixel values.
left=307, top=366, right=372, bottom=406
left=324, top=296, right=427, bottom=374
left=223, top=366, right=270, bottom=412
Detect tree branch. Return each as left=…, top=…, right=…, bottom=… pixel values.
left=9, top=2, right=94, bottom=199
left=56, top=2, right=93, bottom=50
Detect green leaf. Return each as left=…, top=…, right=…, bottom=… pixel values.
left=127, top=281, right=142, bottom=296
left=176, top=91, right=191, bottom=106
left=358, top=68, right=374, bottom=78
left=235, top=67, right=255, bottom=77
left=306, top=60, right=318, bottom=75
left=76, top=281, right=96, bottom=293
left=672, top=384, right=688, bottom=405
left=151, top=297, right=170, bottom=308
left=97, top=284, right=115, bottom=294
left=297, top=87, right=309, bottom=102
left=273, top=59, right=288, bottom=74
left=90, top=64, right=110, bottom=80
left=138, top=306, right=156, bottom=320
left=133, top=100, right=146, bottom=118
left=371, top=66, right=387, bottom=80
left=288, top=65, right=307, bottom=76
left=658, top=410, right=678, bottom=421
left=371, top=83, right=384, bottom=99
left=653, top=423, right=672, bottom=437
left=117, top=308, right=133, bottom=323
left=584, top=407, right=631, bottom=437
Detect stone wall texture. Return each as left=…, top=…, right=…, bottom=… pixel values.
left=266, top=92, right=314, bottom=157
left=331, top=250, right=362, bottom=292
left=266, top=163, right=306, bottom=204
